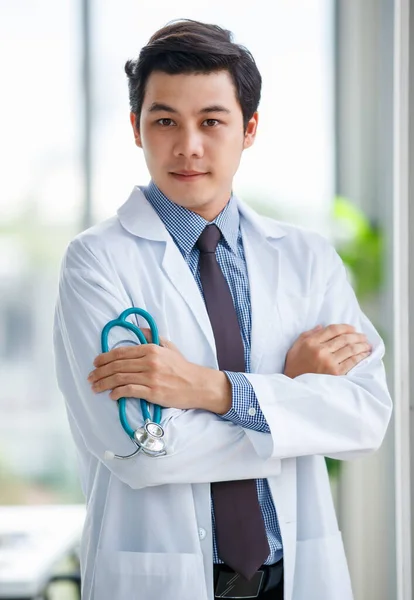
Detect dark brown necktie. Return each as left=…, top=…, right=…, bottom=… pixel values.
left=197, top=223, right=270, bottom=581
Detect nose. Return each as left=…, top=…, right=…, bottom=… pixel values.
left=173, top=127, right=204, bottom=159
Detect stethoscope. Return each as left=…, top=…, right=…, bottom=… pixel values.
left=102, top=308, right=167, bottom=460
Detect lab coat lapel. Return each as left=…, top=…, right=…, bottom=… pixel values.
left=161, top=239, right=217, bottom=359
left=237, top=198, right=287, bottom=373
left=117, top=187, right=217, bottom=362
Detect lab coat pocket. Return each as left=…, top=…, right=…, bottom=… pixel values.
left=292, top=532, right=354, bottom=600
left=93, top=549, right=208, bottom=600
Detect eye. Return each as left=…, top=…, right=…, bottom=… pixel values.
left=203, top=119, right=220, bottom=127
left=156, top=118, right=175, bottom=127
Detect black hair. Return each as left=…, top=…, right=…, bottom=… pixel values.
left=124, top=19, right=262, bottom=132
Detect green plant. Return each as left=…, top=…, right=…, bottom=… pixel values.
left=325, top=196, right=384, bottom=478
left=332, top=196, right=383, bottom=300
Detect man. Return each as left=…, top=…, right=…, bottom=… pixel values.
left=53, top=19, right=392, bottom=600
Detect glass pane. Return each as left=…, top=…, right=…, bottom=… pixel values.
left=0, top=0, right=83, bottom=505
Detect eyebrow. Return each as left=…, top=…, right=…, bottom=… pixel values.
left=147, top=102, right=231, bottom=115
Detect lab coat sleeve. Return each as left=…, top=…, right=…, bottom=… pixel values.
left=242, top=242, right=393, bottom=461
left=53, top=238, right=281, bottom=490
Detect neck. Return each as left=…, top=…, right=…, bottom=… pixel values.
left=190, top=199, right=230, bottom=222
left=150, top=180, right=232, bottom=222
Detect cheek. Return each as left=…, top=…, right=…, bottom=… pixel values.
left=213, top=135, right=243, bottom=170
left=141, top=133, right=169, bottom=165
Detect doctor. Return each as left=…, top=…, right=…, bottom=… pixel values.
left=53, top=18, right=392, bottom=600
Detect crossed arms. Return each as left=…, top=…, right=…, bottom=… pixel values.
left=53, top=238, right=392, bottom=489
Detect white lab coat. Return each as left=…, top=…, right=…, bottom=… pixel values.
left=53, top=186, right=392, bottom=600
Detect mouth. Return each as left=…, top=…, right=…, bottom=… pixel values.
left=170, top=171, right=208, bottom=182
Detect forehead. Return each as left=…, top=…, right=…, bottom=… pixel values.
left=142, top=70, right=240, bottom=112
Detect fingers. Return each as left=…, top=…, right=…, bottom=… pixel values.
left=93, top=345, right=148, bottom=367
left=139, top=327, right=157, bottom=343
left=109, top=383, right=151, bottom=402
left=332, top=342, right=372, bottom=363
left=93, top=340, right=163, bottom=367
left=301, top=324, right=369, bottom=345
left=93, top=329, right=173, bottom=368
left=300, top=324, right=357, bottom=342
left=323, top=332, right=371, bottom=353
left=314, top=324, right=358, bottom=343
left=90, top=330, right=177, bottom=394
left=92, top=372, right=153, bottom=395
left=335, top=351, right=371, bottom=375
left=138, top=327, right=172, bottom=349
left=88, top=358, right=148, bottom=384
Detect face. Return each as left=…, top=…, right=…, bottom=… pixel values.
left=130, top=70, right=258, bottom=221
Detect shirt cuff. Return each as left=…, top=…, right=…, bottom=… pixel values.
left=221, top=371, right=270, bottom=433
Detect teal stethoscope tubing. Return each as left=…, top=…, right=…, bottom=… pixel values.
left=100, top=307, right=162, bottom=438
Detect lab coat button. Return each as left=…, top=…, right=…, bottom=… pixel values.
left=198, top=527, right=207, bottom=540
left=248, top=407, right=256, bottom=417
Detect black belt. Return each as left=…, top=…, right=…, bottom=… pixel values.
left=213, top=558, right=284, bottom=599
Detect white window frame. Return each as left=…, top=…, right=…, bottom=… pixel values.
left=393, top=1, right=413, bottom=598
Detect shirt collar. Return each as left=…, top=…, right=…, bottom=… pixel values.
left=140, top=180, right=240, bottom=257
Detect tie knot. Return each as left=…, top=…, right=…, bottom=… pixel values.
left=197, top=224, right=222, bottom=254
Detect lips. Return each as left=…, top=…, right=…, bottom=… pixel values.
left=170, top=171, right=208, bottom=181
left=172, top=171, right=206, bottom=176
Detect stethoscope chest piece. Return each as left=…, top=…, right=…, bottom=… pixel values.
left=134, top=420, right=166, bottom=456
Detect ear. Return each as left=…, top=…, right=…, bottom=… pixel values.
left=130, top=112, right=142, bottom=148
left=243, top=112, right=259, bottom=150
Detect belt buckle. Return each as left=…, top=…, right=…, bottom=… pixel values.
left=215, top=570, right=264, bottom=599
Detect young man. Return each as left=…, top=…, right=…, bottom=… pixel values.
left=53, top=19, right=392, bottom=600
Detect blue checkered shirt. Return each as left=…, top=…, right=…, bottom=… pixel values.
left=142, top=181, right=283, bottom=565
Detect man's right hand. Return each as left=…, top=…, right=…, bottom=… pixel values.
left=283, top=324, right=372, bottom=378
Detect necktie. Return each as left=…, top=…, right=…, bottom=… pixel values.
left=197, top=223, right=270, bottom=581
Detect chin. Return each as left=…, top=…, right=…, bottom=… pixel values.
left=153, top=174, right=217, bottom=205
left=170, top=179, right=212, bottom=196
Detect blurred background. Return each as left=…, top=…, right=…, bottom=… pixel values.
left=0, top=0, right=411, bottom=599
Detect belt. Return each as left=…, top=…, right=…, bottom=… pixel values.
left=213, top=558, right=284, bottom=599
